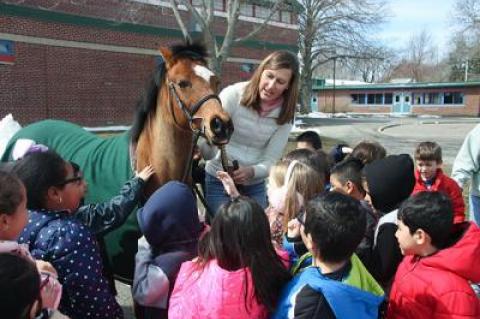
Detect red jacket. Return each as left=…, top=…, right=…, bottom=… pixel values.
left=413, top=169, right=466, bottom=224
left=387, top=222, right=480, bottom=319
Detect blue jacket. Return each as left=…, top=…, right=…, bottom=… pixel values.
left=18, top=210, right=122, bottom=319
left=274, top=255, right=384, bottom=319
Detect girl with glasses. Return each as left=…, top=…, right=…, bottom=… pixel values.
left=12, top=151, right=122, bottom=319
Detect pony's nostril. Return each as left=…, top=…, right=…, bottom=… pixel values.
left=211, top=117, right=223, bottom=134
left=210, top=116, right=233, bottom=141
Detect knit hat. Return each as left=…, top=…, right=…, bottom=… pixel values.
left=137, top=181, right=201, bottom=248
left=364, top=154, right=415, bottom=213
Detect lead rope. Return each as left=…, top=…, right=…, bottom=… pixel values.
left=184, top=131, right=216, bottom=222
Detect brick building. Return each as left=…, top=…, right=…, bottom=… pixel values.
left=0, top=0, right=300, bottom=126
left=314, top=81, right=480, bottom=117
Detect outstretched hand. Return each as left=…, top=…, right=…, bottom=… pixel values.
left=136, top=165, right=155, bottom=181
left=287, top=218, right=302, bottom=238
left=216, top=171, right=240, bottom=198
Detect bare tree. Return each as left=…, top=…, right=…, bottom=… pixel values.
left=343, top=46, right=396, bottom=83
left=448, top=0, right=480, bottom=81
left=405, top=30, right=438, bottom=81
left=298, top=0, right=386, bottom=113
left=169, top=0, right=289, bottom=76
left=454, top=0, right=480, bottom=34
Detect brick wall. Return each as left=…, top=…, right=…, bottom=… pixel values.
left=0, top=1, right=299, bottom=125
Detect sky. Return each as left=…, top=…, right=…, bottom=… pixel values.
left=377, top=0, right=457, bottom=57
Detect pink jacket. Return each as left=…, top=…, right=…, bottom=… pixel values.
left=168, top=259, right=268, bottom=319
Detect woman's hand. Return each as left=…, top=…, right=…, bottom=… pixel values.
left=216, top=171, right=240, bottom=198
left=232, top=166, right=254, bottom=185
left=136, top=165, right=155, bottom=181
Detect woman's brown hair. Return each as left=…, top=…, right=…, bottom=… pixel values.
left=240, top=50, right=299, bottom=125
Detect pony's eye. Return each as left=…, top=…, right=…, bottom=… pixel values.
left=178, top=80, right=192, bottom=89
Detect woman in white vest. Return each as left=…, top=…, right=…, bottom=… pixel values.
left=205, top=50, right=299, bottom=214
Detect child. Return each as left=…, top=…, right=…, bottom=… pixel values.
left=330, top=158, right=366, bottom=200
left=274, top=192, right=384, bottom=319
left=168, top=197, right=291, bottom=318
left=283, top=148, right=331, bottom=189
left=296, top=130, right=322, bottom=151
left=217, top=157, right=323, bottom=247
left=0, top=253, right=63, bottom=319
left=349, top=140, right=386, bottom=165
left=363, top=154, right=415, bottom=287
left=329, top=158, right=379, bottom=270
left=0, top=170, right=63, bottom=318
left=132, top=181, right=202, bottom=319
left=388, top=192, right=480, bottom=318
left=412, top=141, right=465, bottom=224
left=13, top=151, right=122, bottom=319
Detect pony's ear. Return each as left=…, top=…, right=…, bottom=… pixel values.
left=159, top=47, right=173, bottom=68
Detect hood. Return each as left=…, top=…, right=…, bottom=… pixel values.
left=364, top=154, right=415, bottom=213
left=420, top=222, right=480, bottom=283
left=137, top=181, right=201, bottom=248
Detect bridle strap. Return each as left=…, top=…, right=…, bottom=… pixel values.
left=190, top=94, right=221, bottom=117
left=168, top=82, right=221, bottom=131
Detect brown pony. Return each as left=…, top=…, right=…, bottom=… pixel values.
left=131, top=43, right=233, bottom=197
left=2, top=42, right=233, bottom=281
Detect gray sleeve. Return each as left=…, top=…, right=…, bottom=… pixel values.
left=132, top=237, right=170, bottom=309
left=452, top=124, right=480, bottom=188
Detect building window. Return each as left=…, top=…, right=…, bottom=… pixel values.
left=240, top=3, right=253, bottom=16
left=424, top=93, right=440, bottom=105
left=395, top=95, right=400, bottom=103
left=413, top=93, right=422, bottom=105
left=367, top=93, right=376, bottom=104
left=384, top=93, right=393, bottom=104
left=453, top=92, right=464, bottom=104
left=375, top=94, right=383, bottom=104
left=255, top=6, right=271, bottom=19
left=214, top=0, right=225, bottom=11
left=351, top=94, right=359, bottom=104
left=281, top=10, right=291, bottom=23
left=444, top=92, right=464, bottom=104
left=358, top=94, right=366, bottom=104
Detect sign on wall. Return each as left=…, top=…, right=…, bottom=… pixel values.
left=0, top=40, right=15, bottom=65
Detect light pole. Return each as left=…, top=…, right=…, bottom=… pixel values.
left=332, top=56, right=337, bottom=115
left=464, top=58, right=469, bottom=82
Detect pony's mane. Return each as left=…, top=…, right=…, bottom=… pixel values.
left=130, top=42, right=208, bottom=144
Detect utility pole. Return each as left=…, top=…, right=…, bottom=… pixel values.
left=332, top=56, right=337, bottom=115
left=465, top=58, right=469, bottom=82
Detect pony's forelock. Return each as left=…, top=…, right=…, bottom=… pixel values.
left=170, top=42, right=208, bottom=63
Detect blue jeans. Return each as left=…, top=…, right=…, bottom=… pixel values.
left=469, top=194, right=480, bottom=225
left=205, top=173, right=267, bottom=216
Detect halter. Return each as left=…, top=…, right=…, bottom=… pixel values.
left=167, top=80, right=222, bottom=187
left=168, top=82, right=221, bottom=135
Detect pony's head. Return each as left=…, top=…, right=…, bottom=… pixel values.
left=161, top=43, right=233, bottom=145
left=131, top=42, right=233, bottom=147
